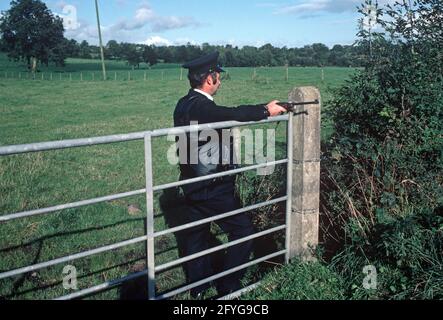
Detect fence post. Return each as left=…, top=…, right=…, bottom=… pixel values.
left=287, top=86, right=321, bottom=261
left=144, top=133, right=156, bottom=300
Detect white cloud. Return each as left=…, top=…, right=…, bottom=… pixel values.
left=110, top=2, right=199, bottom=32
left=275, top=0, right=358, bottom=15
left=61, top=2, right=200, bottom=45
left=55, top=0, right=68, bottom=11
left=140, top=36, right=202, bottom=46
left=274, top=0, right=395, bottom=16
left=142, top=36, right=172, bottom=46
left=64, top=19, right=98, bottom=42
left=135, top=6, right=155, bottom=22
left=151, top=16, right=200, bottom=32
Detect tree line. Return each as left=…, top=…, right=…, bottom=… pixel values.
left=63, top=40, right=365, bottom=68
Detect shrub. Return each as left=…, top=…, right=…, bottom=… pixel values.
left=320, top=0, right=443, bottom=299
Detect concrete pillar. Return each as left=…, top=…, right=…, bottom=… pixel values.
left=288, top=86, right=321, bottom=260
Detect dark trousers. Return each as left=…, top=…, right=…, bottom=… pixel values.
left=183, top=182, right=254, bottom=297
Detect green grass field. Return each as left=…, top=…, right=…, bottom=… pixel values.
left=0, top=54, right=357, bottom=300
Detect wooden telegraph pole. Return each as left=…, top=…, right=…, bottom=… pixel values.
left=95, top=0, right=107, bottom=80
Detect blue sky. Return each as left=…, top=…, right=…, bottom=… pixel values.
left=0, top=0, right=393, bottom=48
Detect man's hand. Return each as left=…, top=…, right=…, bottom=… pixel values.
left=266, top=100, right=287, bottom=116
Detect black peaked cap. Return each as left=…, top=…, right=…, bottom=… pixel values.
left=182, top=52, right=225, bottom=74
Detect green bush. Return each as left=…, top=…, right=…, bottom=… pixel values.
left=330, top=207, right=443, bottom=299
left=320, top=0, right=443, bottom=299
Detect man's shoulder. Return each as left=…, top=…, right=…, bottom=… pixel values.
left=176, top=92, right=205, bottom=111
left=174, top=90, right=211, bottom=120
left=177, top=90, right=208, bottom=104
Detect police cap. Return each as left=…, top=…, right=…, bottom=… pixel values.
left=182, top=52, right=225, bottom=74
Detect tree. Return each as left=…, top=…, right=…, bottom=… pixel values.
left=175, top=45, right=189, bottom=63
left=0, top=0, right=66, bottom=70
left=125, top=45, right=141, bottom=69
left=142, top=45, right=158, bottom=67
left=328, top=44, right=350, bottom=66
left=79, top=40, right=91, bottom=59
left=157, top=46, right=173, bottom=63
left=224, top=49, right=236, bottom=67
left=63, top=39, right=80, bottom=58
left=106, top=40, right=121, bottom=60
left=312, top=43, right=330, bottom=66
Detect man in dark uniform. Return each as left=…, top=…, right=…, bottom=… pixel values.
left=173, top=52, right=286, bottom=298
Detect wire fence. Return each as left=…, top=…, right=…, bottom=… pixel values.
left=0, top=67, right=329, bottom=83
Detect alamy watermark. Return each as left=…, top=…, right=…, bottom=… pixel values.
left=363, top=265, right=377, bottom=290
left=167, top=123, right=277, bottom=176
left=362, top=4, right=379, bottom=31
left=62, top=265, right=78, bottom=290
left=58, top=4, right=79, bottom=31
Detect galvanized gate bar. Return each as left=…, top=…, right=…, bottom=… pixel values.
left=52, top=198, right=286, bottom=300
left=55, top=269, right=148, bottom=300
left=156, top=250, right=286, bottom=300
left=0, top=161, right=285, bottom=224
left=150, top=115, right=288, bottom=137
left=0, top=116, right=288, bottom=156
left=155, top=225, right=286, bottom=273
left=285, top=111, right=294, bottom=263
left=0, top=189, right=146, bottom=223
left=0, top=235, right=148, bottom=280
left=153, top=159, right=288, bottom=192
left=0, top=106, right=303, bottom=300
left=0, top=132, right=145, bottom=156
left=154, top=196, right=287, bottom=238
left=144, top=133, right=156, bottom=300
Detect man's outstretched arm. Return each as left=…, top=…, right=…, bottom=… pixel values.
left=191, top=100, right=286, bottom=123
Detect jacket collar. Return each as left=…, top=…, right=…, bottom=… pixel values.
left=192, top=89, right=214, bottom=101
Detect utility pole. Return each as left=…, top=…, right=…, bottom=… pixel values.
left=95, top=0, right=107, bottom=80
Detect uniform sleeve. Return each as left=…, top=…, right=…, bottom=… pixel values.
left=189, top=100, right=268, bottom=123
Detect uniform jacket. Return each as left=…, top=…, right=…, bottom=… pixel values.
left=173, top=89, right=268, bottom=197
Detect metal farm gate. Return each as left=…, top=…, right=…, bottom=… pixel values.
left=0, top=87, right=321, bottom=300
